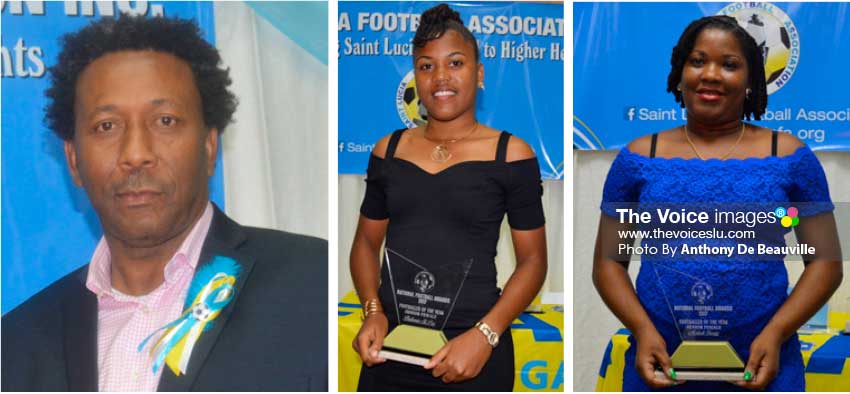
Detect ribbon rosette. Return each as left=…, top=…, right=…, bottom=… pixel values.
left=138, top=256, right=240, bottom=376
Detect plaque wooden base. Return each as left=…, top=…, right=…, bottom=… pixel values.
left=656, top=340, right=747, bottom=381
left=378, top=324, right=448, bottom=366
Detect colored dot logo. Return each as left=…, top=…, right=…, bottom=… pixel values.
left=776, top=206, right=799, bottom=227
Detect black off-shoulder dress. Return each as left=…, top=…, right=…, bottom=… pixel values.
left=356, top=129, right=545, bottom=391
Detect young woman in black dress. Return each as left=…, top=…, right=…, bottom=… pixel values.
left=349, top=4, right=549, bottom=391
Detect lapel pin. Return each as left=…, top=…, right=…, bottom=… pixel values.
left=138, top=256, right=241, bottom=376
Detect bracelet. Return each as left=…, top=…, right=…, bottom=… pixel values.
left=362, top=298, right=384, bottom=320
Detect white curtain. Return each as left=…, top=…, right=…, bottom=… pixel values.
left=214, top=2, right=328, bottom=239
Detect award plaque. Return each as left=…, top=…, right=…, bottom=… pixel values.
left=378, top=248, right=473, bottom=366
left=651, top=263, right=747, bottom=381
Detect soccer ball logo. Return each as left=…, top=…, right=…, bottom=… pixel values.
left=414, top=270, right=436, bottom=293
left=719, top=3, right=799, bottom=95
left=690, top=281, right=713, bottom=304
left=395, top=70, right=429, bottom=128
left=192, top=303, right=213, bottom=321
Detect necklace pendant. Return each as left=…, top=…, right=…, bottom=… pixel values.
left=431, top=144, right=452, bottom=163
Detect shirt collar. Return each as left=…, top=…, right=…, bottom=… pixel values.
left=86, top=202, right=215, bottom=298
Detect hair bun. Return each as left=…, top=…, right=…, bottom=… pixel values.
left=413, top=3, right=479, bottom=61
left=421, top=3, right=463, bottom=26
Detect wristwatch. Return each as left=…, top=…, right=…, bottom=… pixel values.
left=475, top=321, right=499, bottom=348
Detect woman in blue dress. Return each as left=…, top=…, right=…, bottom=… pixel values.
left=593, top=16, right=842, bottom=391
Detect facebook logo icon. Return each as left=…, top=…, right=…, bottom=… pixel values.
left=625, top=107, right=636, bottom=121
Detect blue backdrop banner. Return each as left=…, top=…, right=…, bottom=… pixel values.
left=574, top=2, right=850, bottom=150
left=339, top=1, right=564, bottom=179
left=1, top=1, right=223, bottom=313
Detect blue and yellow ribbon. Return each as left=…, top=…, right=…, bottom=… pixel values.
left=138, top=256, right=240, bottom=376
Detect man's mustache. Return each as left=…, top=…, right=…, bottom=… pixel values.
left=111, top=170, right=166, bottom=194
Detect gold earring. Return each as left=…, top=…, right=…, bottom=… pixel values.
left=478, top=82, right=485, bottom=91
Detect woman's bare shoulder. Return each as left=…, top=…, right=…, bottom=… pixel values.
left=371, top=128, right=416, bottom=159
left=504, top=133, right=536, bottom=162
left=775, top=130, right=806, bottom=157
left=625, top=128, right=679, bottom=157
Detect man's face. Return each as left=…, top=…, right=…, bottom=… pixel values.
left=65, top=50, right=217, bottom=248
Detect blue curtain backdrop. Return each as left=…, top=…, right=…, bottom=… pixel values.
left=338, top=1, right=565, bottom=179
left=574, top=2, right=850, bottom=150
left=1, top=2, right=222, bottom=313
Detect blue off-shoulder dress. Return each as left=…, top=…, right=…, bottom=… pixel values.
left=600, top=144, right=834, bottom=392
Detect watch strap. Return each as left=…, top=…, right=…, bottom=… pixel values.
left=475, top=321, right=499, bottom=348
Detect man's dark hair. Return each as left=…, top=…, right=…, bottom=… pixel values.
left=45, top=14, right=237, bottom=141
left=666, top=15, right=767, bottom=120
left=413, top=3, right=479, bottom=62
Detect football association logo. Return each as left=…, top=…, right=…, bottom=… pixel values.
left=414, top=270, right=436, bottom=293
left=395, top=70, right=428, bottom=127
left=718, top=2, right=799, bottom=95
left=690, top=281, right=714, bottom=304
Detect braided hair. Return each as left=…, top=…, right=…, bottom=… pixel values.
left=666, top=15, right=767, bottom=120
left=413, top=3, right=479, bottom=62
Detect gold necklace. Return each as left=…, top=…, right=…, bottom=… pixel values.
left=683, top=123, right=746, bottom=160
left=424, top=122, right=479, bottom=163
